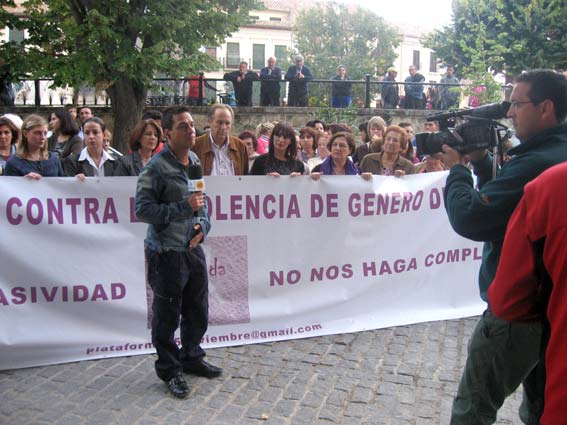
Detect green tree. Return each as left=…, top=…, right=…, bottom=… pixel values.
left=424, top=0, right=567, bottom=79
left=293, top=2, right=400, bottom=104
left=0, top=0, right=258, bottom=152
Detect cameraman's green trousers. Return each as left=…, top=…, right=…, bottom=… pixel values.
left=450, top=309, right=545, bottom=425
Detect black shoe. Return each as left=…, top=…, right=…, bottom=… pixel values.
left=166, top=373, right=190, bottom=398
left=183, top=360, right=222, bottom=378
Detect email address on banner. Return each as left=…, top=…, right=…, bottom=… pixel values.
left=201, top=324, right=324, bottom=344
left=85, top=324, right=323, bottom=354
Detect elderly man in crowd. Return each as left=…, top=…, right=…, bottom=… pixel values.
left=192, top=104, right=248, bottom=176
left=285, top=55, right=313, bottom=107
left=260, top=56, right=282, bottom=107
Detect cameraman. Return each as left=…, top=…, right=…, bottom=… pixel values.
left=440, top=69, right=567, bottom=424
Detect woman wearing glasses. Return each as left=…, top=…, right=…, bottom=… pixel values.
left=310, top=132, right=363, bottom=179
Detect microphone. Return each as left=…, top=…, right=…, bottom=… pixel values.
left=427, top=101, right=511, bottom=122
left=187, top=164, right=205, bottom=192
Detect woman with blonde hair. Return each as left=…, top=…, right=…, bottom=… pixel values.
left=352, top=116, right=387, bottom=164
left=255, top=121, right=274, bottom=155
left=4, top=114, right=64, bottom=178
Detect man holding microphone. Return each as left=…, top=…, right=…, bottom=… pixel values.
left=136, top=105, right=221, bottom=399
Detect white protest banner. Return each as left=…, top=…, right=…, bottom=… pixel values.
left=0, top=173, right=484, bottom=370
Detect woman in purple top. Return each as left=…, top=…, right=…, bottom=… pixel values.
left=4, top=114, right=64, bottom=178
left=310, top=132, right=361, bottom=178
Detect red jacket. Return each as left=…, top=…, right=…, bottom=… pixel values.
left=488, top=162, right=567, bottom=425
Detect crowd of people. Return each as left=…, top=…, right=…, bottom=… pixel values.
left=0, top=102, right=451, bottom=179
left=3, top=69, right=567, bottom=425
left=216, top=54, right=461, bottom=109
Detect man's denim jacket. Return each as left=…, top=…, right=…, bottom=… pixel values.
left=135, top=143, right=211, bottom=253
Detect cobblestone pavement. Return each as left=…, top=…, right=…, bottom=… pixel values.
left=1, top=317, right=524, bottom=425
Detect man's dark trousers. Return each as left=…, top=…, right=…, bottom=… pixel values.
left=451, top=309, right=544, bottom=424
left=146, top=246, right=209, bottom=382
left=288, top=92, right=307, bottom=107
left=260, top=90, right=280, bottom=106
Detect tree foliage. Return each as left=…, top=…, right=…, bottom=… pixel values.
left=424, top=0, right=567, bottom=78
left=293, top=2, right=400, bottom=80
left=0, top=0, right=258, bottom=151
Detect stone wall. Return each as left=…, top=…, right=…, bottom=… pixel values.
left=1, top=105, right=511, bottom=142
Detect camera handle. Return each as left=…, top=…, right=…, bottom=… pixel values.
left=490, top=121, right=511, bottom=179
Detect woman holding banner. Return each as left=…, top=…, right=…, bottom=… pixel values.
left=4, top=114, right=65, bottom=178
left=64, top=117, right=129, bottom=179
left=359, top=125, right=416, bottom=177
left=250, top=122, right=305, bottom=176
left=310, top=132, right=361, bottom=179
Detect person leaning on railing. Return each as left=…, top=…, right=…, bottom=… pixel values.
left=285, top=55, right=313, bottom=107
left=330, top=65, right=353, bottom=108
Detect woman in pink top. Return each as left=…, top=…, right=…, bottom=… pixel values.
left=255, top=122, right=274, bottom=154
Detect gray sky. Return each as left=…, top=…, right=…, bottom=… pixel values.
left=336, top=0, right=453, bottom=29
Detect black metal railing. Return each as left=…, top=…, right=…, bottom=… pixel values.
left=8, top=76, right=508, bottom=110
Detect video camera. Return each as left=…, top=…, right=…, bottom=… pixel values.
left=415, top=102, right=512, bottom=157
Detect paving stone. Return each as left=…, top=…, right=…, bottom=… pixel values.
left=272, top=399, right=298, bottom=417
left=0, top=317, right=527, bottom=425
left=289, top=405, right=317, bottom=424
left=244, top=401, right=273, bottom=420
left=326, top=389, right=348, bottom=407
left=219, top=377, right=248, bottom=393
left=218, top=403, right=246, bottom=419
left=300, top=391, right=324, bottom=408
left=351, top=386, right=374, bottom=403
left=318, top=404, right=342, bottom=422
left=258, top=386, right=284, bottom=403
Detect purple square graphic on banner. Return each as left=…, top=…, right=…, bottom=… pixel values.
left=204, top=236, right=250, bottom=325
left=145, top=236, right=250, bottom=329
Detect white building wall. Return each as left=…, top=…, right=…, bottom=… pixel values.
left=215, top=26, right=293, bottom=72
left=393, top=27, right=444, bottom=83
